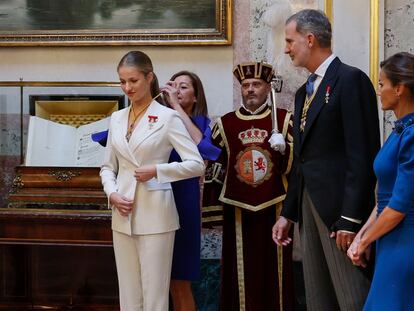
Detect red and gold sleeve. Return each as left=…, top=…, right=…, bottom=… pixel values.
left=201, top=121, right=226, bottom=228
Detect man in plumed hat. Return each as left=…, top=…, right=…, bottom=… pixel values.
left=202, top=61, right=294, bottom=310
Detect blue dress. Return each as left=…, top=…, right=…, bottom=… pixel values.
left=364, top=112, right=414, bottom=310
left=170, top=115, right=221, bottom=281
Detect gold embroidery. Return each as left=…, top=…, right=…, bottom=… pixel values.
left=202, top=206, right=223, bottom=212
left=219, top=192, right=286, bottom=212
left=235, top=208, right=246, bottom=311
left=234, top=146, right=273, bottom=187
left=235, top=107, right=271, bottom=120
left=276, top=202, right=284, bottom=311
left=201, top=215, right=223, bottom=223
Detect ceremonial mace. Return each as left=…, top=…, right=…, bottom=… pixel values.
left=270, top=74, right=283, bottom=133
left=270, top=75, right=283, bottom=311
left=270, top=74, right=286, bottom=311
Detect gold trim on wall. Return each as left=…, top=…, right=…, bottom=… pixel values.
left=0, top=81, right=120, bottom=87
left=324, top=0, right=333, bottom=23
left=226, top=0, right=233, bottom=46
left=370, top=0, right=380, bottom=89
left=324, top=0, right=379, bottom=88
left=0, top=0, right=232, bottom=46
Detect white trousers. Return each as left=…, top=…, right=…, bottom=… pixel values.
left=113, top=230, right=175, bottom=311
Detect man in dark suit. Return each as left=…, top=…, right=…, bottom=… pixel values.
left=272, top=9, right=380, bottom=311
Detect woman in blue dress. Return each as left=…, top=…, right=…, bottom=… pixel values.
left=347, top=52, right=414, bottom=310
left=161, top=71, right=220, bottom=311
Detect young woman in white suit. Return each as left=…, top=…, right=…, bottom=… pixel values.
left=100, top=51, right=205, bottom=311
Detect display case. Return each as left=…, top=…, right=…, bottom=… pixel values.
left=0, top=81, right=125, bottom=310
left=7, top=92, right=124, bottom=210
left=0, top=82, right=125, bottom=208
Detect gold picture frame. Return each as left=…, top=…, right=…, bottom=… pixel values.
left=0, top=0, right=232, bottom=46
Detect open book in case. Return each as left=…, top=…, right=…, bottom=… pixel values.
left=8, top=94, right=125, bottom=209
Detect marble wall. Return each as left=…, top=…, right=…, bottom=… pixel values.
left=383, top=0, right=414, bottom=138
left=0, top=109, right=25, bottom=207
left=384, top=0, right=414, bottom=56
left=232, top=0, right=317, bottom=112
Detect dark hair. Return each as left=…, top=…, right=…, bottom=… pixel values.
left=380, top=52, right=414, bottom=98
left=170, top=71, right=208, bottom=116
left=117, top=51, right=163, bottom=103
left=286, top=9, right=332, bottom=48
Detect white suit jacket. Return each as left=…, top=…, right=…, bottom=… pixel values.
left=100, top=101, right=205, bottom=235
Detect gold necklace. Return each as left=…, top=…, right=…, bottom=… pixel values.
left=125, top=101, right=151, bottom=142
left=124, top=92, right=164, bottom=142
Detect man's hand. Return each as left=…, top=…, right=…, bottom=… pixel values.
left=330, top=230, right=356, bottom=252
left=272, top=216, right=293, bottom=246
left=109, top=192, right=134, bottom=217
left=268, top=132, right=286, bottom=154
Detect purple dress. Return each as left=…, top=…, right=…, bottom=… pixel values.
left=170, top=115, right=220, bottom=281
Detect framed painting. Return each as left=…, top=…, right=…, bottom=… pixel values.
left=0, top=0, right=232, bottom=46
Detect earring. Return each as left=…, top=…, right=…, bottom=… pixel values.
left=395, top=89, right=399, bottom=99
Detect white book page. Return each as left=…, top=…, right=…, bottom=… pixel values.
left=25, top=116, right=76, bottom=166
left=74, top=117, right=110, bottom=167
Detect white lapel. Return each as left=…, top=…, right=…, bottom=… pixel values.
left=111, top=107, right=139, bottom=166
left=128, top=100, right=165, bottom=155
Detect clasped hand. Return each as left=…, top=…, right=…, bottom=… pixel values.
left=109, top=192, right=133, bottom=217
left=330, top=230, right=356, bottom=252
left=134, top=164, right=157, bottom=182
left=109, top=165, right=157, bottom=217
left=346, top=236, right=371, bottom=268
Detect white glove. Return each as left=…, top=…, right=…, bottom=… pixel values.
left=268, top=132, right=286, bottom=154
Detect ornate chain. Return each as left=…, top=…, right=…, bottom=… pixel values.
left=125, top=102, right=151, bottom=142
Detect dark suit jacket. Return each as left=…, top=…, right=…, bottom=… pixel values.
left=282, top=57, right=380, bottom=231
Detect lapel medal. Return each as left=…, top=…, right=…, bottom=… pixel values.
left=325, top=85, right=331, bottom=104
left=148, top=115, right=158, bottom=129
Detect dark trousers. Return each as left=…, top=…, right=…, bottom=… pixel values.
left=300, top=189, right=371, bottom=311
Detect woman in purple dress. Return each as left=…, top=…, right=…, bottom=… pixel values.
left=347, top=52, right=414, bottom=310
left=161, top=71, right=220, bottom=311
